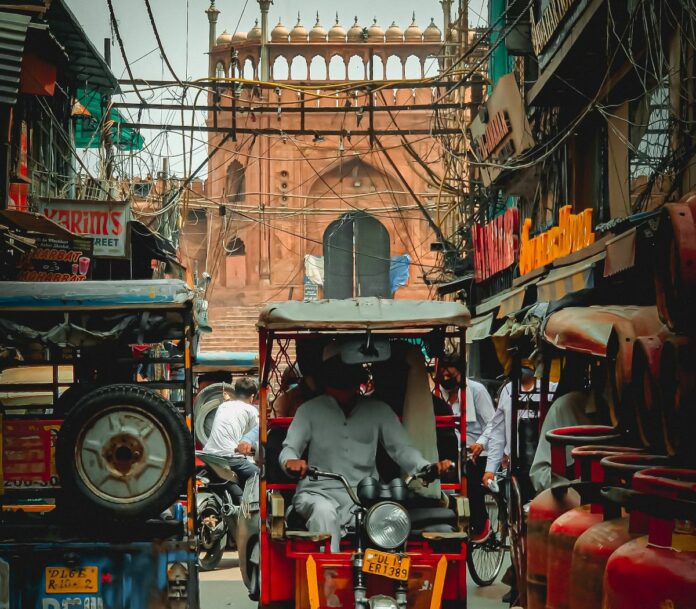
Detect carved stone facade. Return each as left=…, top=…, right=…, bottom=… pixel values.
left=181, top=12, right=471, bottom=349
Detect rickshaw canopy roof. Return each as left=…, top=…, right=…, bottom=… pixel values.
left=0, top=280, right=194, bottom=311
left=257, top=298, right=470, bottom=331
left=542, top=305, right=664, bottom=356
left=194, top=351, right=259, bottom=371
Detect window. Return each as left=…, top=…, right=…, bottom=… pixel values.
left=629, top=80, right=671, bottom=211
left=216, top=62, right=225, bottom=79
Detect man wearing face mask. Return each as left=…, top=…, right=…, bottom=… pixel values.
left=471, top=359, right=557, bottom=500
left=438, top=353, right=495, bottom=542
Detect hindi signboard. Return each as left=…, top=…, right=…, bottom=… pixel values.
left=39, top=198, right=130, bottom=258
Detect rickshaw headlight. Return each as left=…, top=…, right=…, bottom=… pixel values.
left=365, top=502, right=410, bottom=549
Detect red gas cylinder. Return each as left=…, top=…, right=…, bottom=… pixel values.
left=568, top=454, right=670, bottom=609
left=605, top=467, right=696, bottom=609
left=526, top=426, right=621, bottom=609
left=545, top=445, right=643, bottom=609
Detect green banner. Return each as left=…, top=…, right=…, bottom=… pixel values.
left=74, top=88, right=144, bottom=151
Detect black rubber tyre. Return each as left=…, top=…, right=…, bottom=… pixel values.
left=56, top=383, right=193, bottom=520
left=198, top=536, right=225, bottom=571
left=467, top=491, right=506, bottom=586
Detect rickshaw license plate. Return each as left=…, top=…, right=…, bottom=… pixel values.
left=45, top=566, right=99, bottom=594
left=362, top=549, right=410, bottom=581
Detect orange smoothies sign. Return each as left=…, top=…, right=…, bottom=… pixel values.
left=519, top=206, right=594, bottom=275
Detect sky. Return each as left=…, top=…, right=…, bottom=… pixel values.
left=67, top=0, right=488, bottom=177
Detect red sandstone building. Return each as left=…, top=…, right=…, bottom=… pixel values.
left=182, top=4, right=476, bottom=350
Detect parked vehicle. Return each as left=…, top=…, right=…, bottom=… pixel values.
left=0, top=280, right=200, bottom=609
left=256, top=298, right=471, bottom=609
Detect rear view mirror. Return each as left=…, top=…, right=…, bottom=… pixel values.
left=340, top=337, right=391, bottom=364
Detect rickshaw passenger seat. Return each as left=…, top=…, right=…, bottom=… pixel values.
left=436, top=426, right=459, bottom=483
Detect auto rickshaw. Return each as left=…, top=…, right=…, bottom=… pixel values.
left=255, top=297, right=471, bottom=609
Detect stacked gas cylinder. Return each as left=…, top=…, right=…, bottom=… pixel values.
left=524, top=425, right=696, bottom=609
left=525, top=198, right=696, bottom=609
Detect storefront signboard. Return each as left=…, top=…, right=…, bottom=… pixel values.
left=39, top=199, right=130, bottom=258
left=472, top=207, right=519, bottom=282
left=469, top=73, right=535, bottom=187
left=519, top=205, right=594, bottom=275
left=17, top=235, right=93, bottom=282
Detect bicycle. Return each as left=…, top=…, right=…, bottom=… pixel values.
left=466, top=470, right=510, bottom=587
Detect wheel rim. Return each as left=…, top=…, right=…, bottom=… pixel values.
left=75, top=405, right=173, bottom=504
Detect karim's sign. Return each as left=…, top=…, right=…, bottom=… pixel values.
left=39, top=199, right=130, bottom=258
left=472, top=207, right=519, bottom=282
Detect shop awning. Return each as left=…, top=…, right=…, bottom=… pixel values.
left=604, top=228, right=636, bottom=278
left=45, top=0, right=118, bottom=93
left=536, top=252, right=605, bottom=302
left=466, top=313, right=494, bottom=344
left=75, top=88, right=144, bottom=150
left=0, top=11, right=31, bottom=105
left=542, top=305, right=663, bottom=357
left=476, top=285, right=527, bottom=318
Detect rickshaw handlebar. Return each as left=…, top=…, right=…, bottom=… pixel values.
left=307, top=467, right=362, bottom=506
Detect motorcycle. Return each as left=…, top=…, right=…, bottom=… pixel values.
left=195, top=450, right=261, bottom=597
left=195, top=451, right=238, bottom=570
left=304, top=462, right=454, bottom=609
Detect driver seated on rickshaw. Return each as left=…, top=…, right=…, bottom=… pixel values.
left=279, top=341, right=453, bottom=552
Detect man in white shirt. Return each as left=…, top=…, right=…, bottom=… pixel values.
left=470, top=361, right=557, bottom=498
left=203, top=377, right=260, bottom=487
left=439, top=354, right=495, bottom=541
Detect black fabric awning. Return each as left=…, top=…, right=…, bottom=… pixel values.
left=0, top=11, right=31, bottom=105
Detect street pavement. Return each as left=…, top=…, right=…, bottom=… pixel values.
left=199, top=552, right=510, bottom=608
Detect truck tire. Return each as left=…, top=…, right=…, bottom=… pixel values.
left=56, top=384, right=193, bottom=520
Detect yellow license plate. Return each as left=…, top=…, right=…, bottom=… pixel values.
left=362, top=549, right=410, bottom=581
left=45, top=566, right=99, bottom=594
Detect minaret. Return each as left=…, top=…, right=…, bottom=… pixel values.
left=205, top=0, right=220, bottom=77
left=258, top=0, right=273, bottom=81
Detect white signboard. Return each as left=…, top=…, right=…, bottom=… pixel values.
left=39, top=199, right=130, bottom=258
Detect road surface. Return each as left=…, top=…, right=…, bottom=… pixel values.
left=199, top=552, right=510, bottom=608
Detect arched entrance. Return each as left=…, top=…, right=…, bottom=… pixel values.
left=323, top=211, right=390, bottom=298
left=224, top=236, right=247, bottom=288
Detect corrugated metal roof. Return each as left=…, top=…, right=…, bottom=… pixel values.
left=0, top=11, right=31, bottom=105
left=45, top=0, right=118, bottom=93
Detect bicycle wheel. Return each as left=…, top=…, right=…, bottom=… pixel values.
left=467, top=491, right=507, bottom=586
left=508, top=475, right=527, bottom=607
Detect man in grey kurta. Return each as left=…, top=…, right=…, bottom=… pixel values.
left=279, top=349, right=451, bottom=552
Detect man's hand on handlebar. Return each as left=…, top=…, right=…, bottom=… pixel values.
left=481, top=471, right=496, bottom=487
left=435, top=459, right=455, bottom=475
left=285, top=459, right=309, bottom=479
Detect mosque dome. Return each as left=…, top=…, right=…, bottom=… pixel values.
left=216, top=30, right=233, bottom=45
left=328, top=13, right=346, bottom=42
left=423, top=18, right=442, bottom=42
left=309, top=13, right=327, bottom=42
left=271, top=19, right=289, bottom=42
left=385, top=21, right=403, bottom=42
left=289, top=14, right=308, bottom=42
left=231, top=30, right=247, bottom=43
left=367, top=18, right=384, bottom=43
left=404, top=13, right=423, bottom=42
left=347, top=16, right=364, bottom=43
left=248, top=19, right=262, bottom=42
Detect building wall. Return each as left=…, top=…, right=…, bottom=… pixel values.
left=185, top=25, right=470, bottom=307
